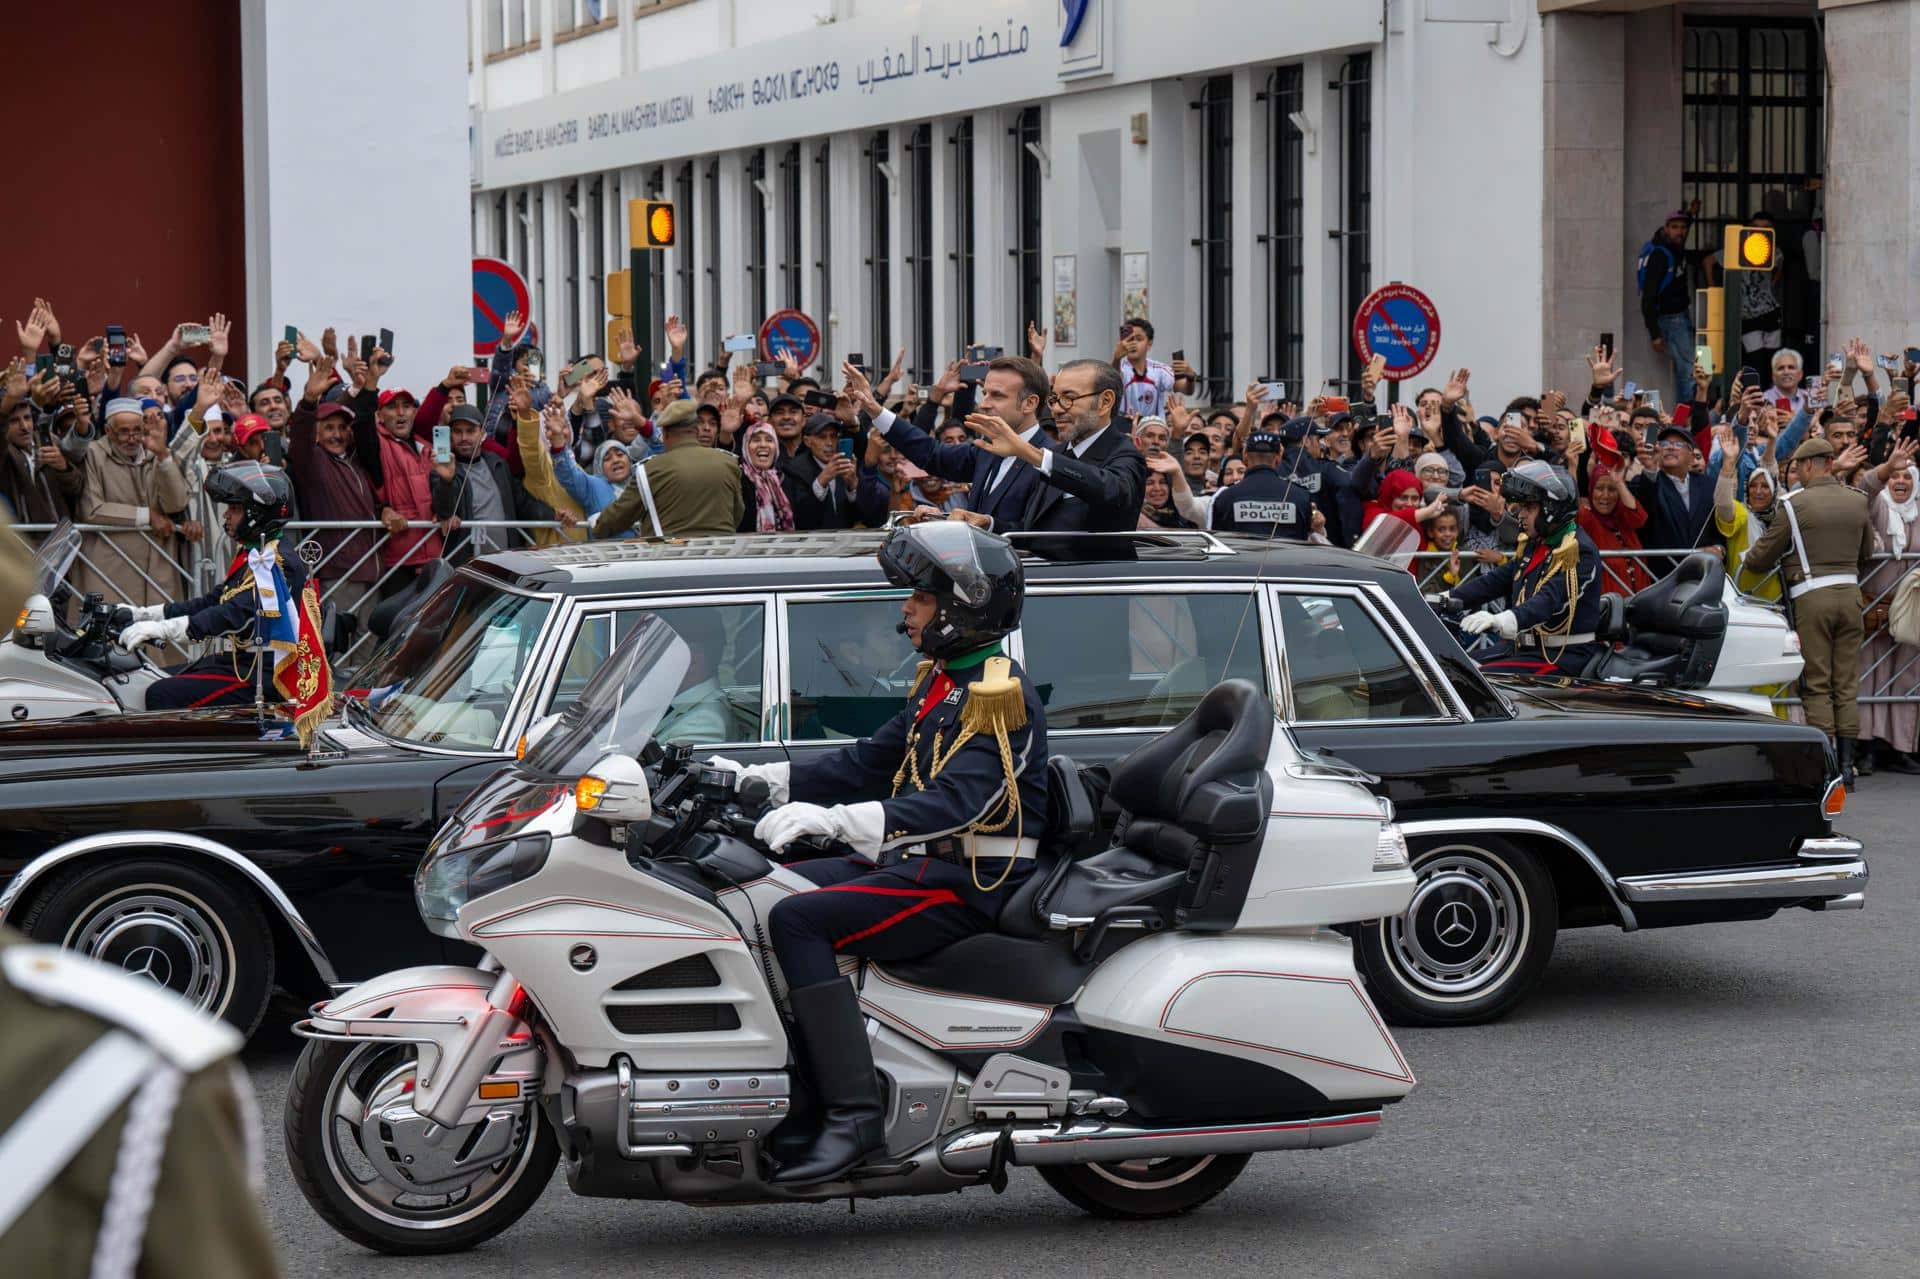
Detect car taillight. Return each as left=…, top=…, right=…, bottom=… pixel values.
left=1822, top=778, right=1845, bottom=818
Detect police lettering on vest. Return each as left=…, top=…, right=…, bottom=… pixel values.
left=1209, top=456, right=1314, bottom=541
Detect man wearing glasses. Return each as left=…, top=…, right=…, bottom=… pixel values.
left=1630, top=422, right=1718, bottom=554
left=967, top=360, right=1145, bottom=533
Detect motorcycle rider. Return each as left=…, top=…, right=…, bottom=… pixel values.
left=710, top=521, right=1047, bottom=1185
left=114, top=461, right=309, bottom=710
left=1431, top=459, right=1603, bottom=675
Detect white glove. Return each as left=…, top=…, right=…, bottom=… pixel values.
left=754, top=800, right=884, bottom=856
left=706, top=756, right=790, bottom=805
left=1461, top=610, right=1518, bottom=639
left=127, top=604, right=167, bottom=623
left=118, top=615, right=191, bottom=650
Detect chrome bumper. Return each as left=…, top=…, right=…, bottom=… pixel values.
left=1617, top=837, right=1867, bottom=906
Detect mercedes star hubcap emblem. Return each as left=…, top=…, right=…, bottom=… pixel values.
left=1434, top=901, right=1477, bottom=947
left=124, top=945, right=174, bottom=987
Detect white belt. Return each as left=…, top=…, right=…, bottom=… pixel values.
left=1789, top=573, right=1857, bottom=600
left=1529, top=632, right=1596, bottom=646
left=904, top=836, right=1039, bottom=861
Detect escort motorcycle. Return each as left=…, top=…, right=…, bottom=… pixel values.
left=0, top=523, right=163, bottom=720
left=1356, top=518, right=1801, bottom=714
left=285, top=616, right=1421, bottom=1252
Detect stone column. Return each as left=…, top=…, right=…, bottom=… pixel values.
left=1542, top=10, right=1628, bottom=400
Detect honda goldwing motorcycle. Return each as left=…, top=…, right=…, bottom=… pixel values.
left=0, top=522, right=163, bottom=719
left=286, top=616, right=1420, bottom=1253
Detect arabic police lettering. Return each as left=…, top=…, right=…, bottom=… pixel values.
left=492, top=119, right=582, bottom=158
left=1233, top=501, right=1298, bottom=524
left=855, top=22, right=1031, bottom=94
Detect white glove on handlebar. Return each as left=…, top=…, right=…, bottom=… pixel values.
left=118, top=615, right=190, bottom=650
left=706, top=756, right=790, bottom=805
left=1461, top=610, right=1518, bottom=640
left=754, top=800, right=885, bottom=857
left=127, top=604, right=167, bottom=623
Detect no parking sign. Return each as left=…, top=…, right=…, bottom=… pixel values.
left=473, top=258, right=532, bottom=357
left=1351, top=284, right=1441, bottom=381
left=758, top=309, right=820, bottom=371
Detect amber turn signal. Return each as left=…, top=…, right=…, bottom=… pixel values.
left=575, top=775, right=608, bottom=811
left=1823, top=780, right=1846, bottom=818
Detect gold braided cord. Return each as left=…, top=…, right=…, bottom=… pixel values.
left=1512, top=530, right=1583, bottom=659
left=887, top=666, right=1026, bottom=893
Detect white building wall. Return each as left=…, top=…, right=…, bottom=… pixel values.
left=240, top=0, right=471, bottom=395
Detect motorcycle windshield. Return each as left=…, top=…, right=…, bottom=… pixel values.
left=521, top=614, right=691, bottom=779
left=1351, top=513, right=1422, bottom=566
left=33, top=521, right=80, bottom=598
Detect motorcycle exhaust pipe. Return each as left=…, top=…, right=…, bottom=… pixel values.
left=937, top=1110, right=1382, bottom=1174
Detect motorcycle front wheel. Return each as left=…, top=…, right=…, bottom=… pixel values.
left=284, top=1039, right=558, bottom=1255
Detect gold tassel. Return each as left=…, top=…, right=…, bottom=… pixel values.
left=906, top=659, right=935, bottom=701
left=1546, top=529, right=1580, bottom=579
left=958, top=656, right=1028, bottom=737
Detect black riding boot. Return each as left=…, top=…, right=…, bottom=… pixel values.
left=1855, top=739, right=1876, bottom=778
left=773, top=979, right=885, bottom=1185
left=1838, top=737, right=1858, bottom=789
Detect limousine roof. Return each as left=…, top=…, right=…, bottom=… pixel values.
left=470, top=529, right=1400, bottom=594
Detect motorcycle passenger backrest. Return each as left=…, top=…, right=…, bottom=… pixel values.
left=1045, top=755, right=1095, bottom=845
left=1627, top=551, right=1727, bottom=640
left=1108, top=680, right=1273, bottom=848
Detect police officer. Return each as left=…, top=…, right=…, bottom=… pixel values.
left=1438, top=459, right=1604, bottom=674
left=1203, top=429, right=1316, bottom=540
left=1742, top=437, right=1875, bottom=784
left=0, top=927, right=280, bottom=1278
left=709, top=521, right=1047, bottom=1185
left=114, top=461, right=306, bottom=710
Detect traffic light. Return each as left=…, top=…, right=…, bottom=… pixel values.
left=629, top=199, right=676, bottom=249
left=606, top=269, right=630, bottom=318
left=1722, top=224, right=1776, bottom=272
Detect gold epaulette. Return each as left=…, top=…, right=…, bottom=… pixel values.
left=907, top=659, right=935, bottom=700
left=959, top=656, right=1028, bottom=737
left=1546, top=529, right=1581, bottom=578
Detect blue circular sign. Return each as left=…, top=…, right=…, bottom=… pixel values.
left=473, top=258, right=531, bottom=356
left=1351, top=284, right=1441, bottom=380
left=759, top=309, right=820, bottom=370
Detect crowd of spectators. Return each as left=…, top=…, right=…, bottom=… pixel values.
left=5, top=292, right=1919, bottom=767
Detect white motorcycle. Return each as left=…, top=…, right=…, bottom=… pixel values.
left=285, top=617, right=1420, bottom=1253
left=0, top=522, right=162, bottom=720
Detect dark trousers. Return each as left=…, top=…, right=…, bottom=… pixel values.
left=769, top=854, right=1029, bottom=988
left=146, top=653, right=256, bottom=711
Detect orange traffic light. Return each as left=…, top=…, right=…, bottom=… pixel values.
left=629, top=199, right=676, bottom=249
left=1723, top=224, right=1776, bottom=271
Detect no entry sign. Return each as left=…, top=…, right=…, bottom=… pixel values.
left=758, top=309, right=821, bottom=370
left=473, top=257, right=532, bottom=357
left=1351, top=284, right=1441, bottom=381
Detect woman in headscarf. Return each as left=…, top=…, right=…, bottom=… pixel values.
left=1856, top=437, right=1920, bottom=773
left=1137, top=465, right=1194, bottom=529
left=1362, top=469, right=1442, bottom=544
left=736, top=420, right=798, bottom=534
left=1712, top=420, right=1782, bottom=602
left=1578, top=466, right=1652, bottom=597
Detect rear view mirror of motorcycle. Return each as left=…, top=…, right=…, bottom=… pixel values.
left=11, top=594, right=58, bottom=640
left=574, top=753, right=653, bottom=823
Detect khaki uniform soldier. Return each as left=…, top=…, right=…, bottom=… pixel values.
left=0, top=927, right=280, bottom=1279
left=1742, top=437, right=1876, bottom=784
left=591, top=400, right=744, bottom=540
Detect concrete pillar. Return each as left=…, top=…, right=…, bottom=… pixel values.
left=1620, top=7, right=1684, bottom=399
left=1541, top=10, right=1628, bottom=400
left=1823, top=0, right=1920, bottom=353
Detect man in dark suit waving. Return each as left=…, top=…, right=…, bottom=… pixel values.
left=845, top=356, right=1052, bottom=531
left=971, top=359, right=1145, bottom=533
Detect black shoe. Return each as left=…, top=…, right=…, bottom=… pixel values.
left=772, top=979, right=885, bottom=1185
left=1885, top=751, right=1920, bottom=776
left=1838, top=737, right=1858, bottom=789
left=1855, top=740, right=1877, bottom=777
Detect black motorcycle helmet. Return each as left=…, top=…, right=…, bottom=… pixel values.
left=878, top=521, right=1024, bottom=659
left=205, top=460, right=295, bottom=548
left=1501, top=459, right=1578, bottom=543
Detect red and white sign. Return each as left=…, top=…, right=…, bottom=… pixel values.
left=758, top=309, right=821, bottom=371
left=1351, top=283, right=1442, bottom=382
left=472, top=257, right=532, bottom=357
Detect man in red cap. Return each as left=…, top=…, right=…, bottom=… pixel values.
left=366, top=386, right=443, bottom=597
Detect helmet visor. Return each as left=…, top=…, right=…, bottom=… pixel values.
left=207, top=460, right=288, bottom=506
left=880, top=520, right=996, bottom=608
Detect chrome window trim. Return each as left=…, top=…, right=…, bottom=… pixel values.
left=1267, top=583, right=1466, bottom=727
left=527, top=592, right=779, bottom=750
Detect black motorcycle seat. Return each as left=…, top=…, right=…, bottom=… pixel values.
left=880, top=933, right=1093, bottom=1006
left=1045, top=847, right=1188, bottom=923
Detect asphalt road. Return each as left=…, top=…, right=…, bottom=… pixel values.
left=245, top=781, right=1918, bottom=1279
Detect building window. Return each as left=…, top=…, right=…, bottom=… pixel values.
left=745, top=148, right=768, bottom=327
left=553, top=0, right=609, bottom=35
left=486, top=0, right=537, bottom=54
left=1261, top=66, right=1305, bottom=391
left=674, top=161, right=696, bottom=346
left=1337, top=53, right=1372, bottom=394
left=703, top=158, right=721, bottom=354
left=814, top=141, right=833, bottom=368
left=950, top=116, right=977, bottom=350
left=778, top=144, right=803, bottom=310
left=1194, top=75, right=1234, bottom=405
left=492, top=192, right=509, bottom=260
left=866, top=130, right=892, bottom=368
left=513, top=189, right=533, bottom=277
left=563, top=181, right=583, bottom=357
left=1011, top=107, right=1044, bottom=346
left=903, top=124, right=934, bottom=387
left=586, top=177, right=605, bottom=355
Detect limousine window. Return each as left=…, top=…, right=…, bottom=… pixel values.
left=1020, top=591, right=1266, bottom=730
left=1275, top=592, right=1442, bottom=722
left=550, top=603, right=766, bottom=746
left=357, top=580, right=553, bottom=751
left=786, top=597, right=920, bottom=741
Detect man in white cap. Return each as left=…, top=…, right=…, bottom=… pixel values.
left=72, top=398, right=188, bottom=610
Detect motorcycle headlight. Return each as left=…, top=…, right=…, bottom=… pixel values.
left=415, top=833, right=552, bottom=930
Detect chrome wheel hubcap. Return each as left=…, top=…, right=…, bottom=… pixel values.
left=1387, top=849, right=1526, bottom=999
left=67, top=889, right=229, bottom=1015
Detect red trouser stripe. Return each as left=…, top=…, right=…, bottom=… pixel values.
left=823, top=885, right=963, bottom=950
left=184, top=677, right=250, bottom=708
